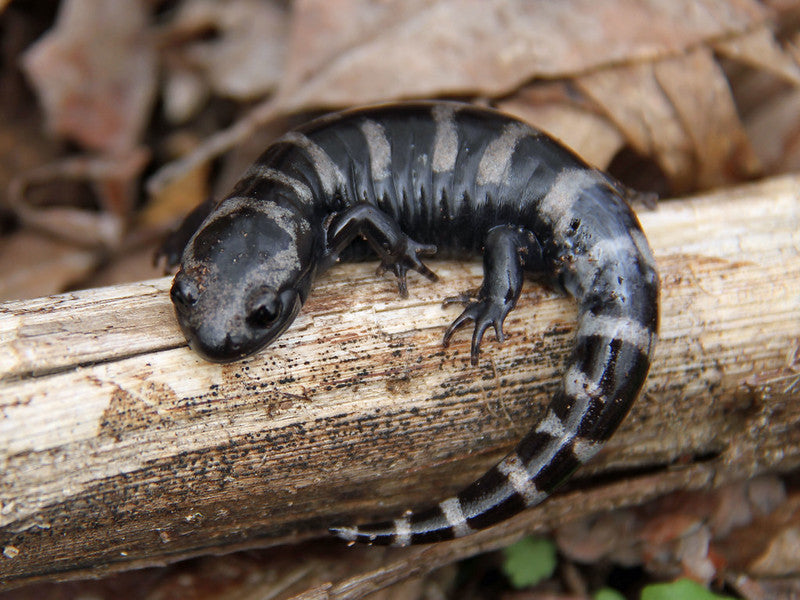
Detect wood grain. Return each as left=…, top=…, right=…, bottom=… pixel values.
left=1, top=175, right=799, bottom=590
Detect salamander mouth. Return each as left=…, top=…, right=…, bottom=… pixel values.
left=187, top=337, right=248, bottom=363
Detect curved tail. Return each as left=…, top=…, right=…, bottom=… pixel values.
left=332, top=225, right=659, bottom=546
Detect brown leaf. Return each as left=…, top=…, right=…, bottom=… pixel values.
left=576, top=61, right=696, bottom=190
left=22, top=0, right=157, bottom=153
left=7, top=149, right=149, bottom=248
left=161, top=0, right=288, bottom=123
left=557, top=477, right=796, bottom=583
left=747, top=526, right=800, bottom=577
left=140, top=132, right=211, bottom=230
left=745, top=85, right=800, bottom=175
left=576, top=48, right=761, bottom=192
left=499, top=84, right=626, bottom=169
left=147, top=0, right=774, bottom=197
left=654, top=48, right=761, bottom=188
left=0, top=230, right=98, bottom=301
left=276, top=0, right=767, bottom=111
left=83, top=245, right=167, bottom=289
left=714, top=24, right=800, bottom=86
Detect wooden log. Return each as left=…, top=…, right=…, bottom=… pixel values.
left=1, top=175, right=799, bottom=590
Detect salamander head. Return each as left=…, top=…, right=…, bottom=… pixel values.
left=170, top=199, right=314, bottom=362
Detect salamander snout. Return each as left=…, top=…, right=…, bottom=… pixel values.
left=170, top=269, right=303, bottom=363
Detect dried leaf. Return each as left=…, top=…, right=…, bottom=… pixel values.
left=790, top=31, right=800, bottom=66
left=499, top=85, right=626, bottom=169
left=555, top=511, right=639, bottom=564
left=0, top=230, right=98, bottom=301
left=730, top=577, right=800, bottom=600
left=748, top=528, right=800, bottom=577
left=10, top=204, right=124, bottom=249
left=0, top=105, right=58, bottom=202
left=84, top=245, right=166, bottom=289
left=276, top=0, right=767, bottom=111
left=576, top=48, right=761, bottom=192
left=147, top=0, right=773, bottom=197
left=162, top=0, right=288, bottom=118
left=141, top=138, right=210, bottom=228
left=576, top=61, right=696, bottom=190
left=161, top=65, right=210, bottom=125
left=8, top=149, right=149, bottom=248
left=654, top=48, right=760, bottom=188
left=714, top=25, right=800, bottom=86
left=22, top=0, right=157, bottom=152
left=745, top=86, right=800, bottom=174
left=557, top=477, right=795, bottom=583
left=715, top=482, right=800, bottom=577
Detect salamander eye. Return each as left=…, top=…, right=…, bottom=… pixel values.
left=247, top=292, right=281, bottom=328
left=170, top=275, right=198, bottom=308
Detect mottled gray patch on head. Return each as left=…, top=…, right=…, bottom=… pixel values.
left=198, top=196, right=255, bottom=222
left=267, top=246, right=301, bottom=278
left=244, top=165, right=314, bottom=204
left=186, top=197, right=306, bottom=285
left=432, top=104, right=458, bottom=173
left=439, top=497, right=472, bottom=537
left=476, top=122, right=532, bottom=186
left=497, top=453, right=546, bottom=506
left=201, top=195, right=304, bottom=225
left=182, top=196, right=250, bottom=268
left=269, top=201, right=310, bottom=235
left=279, top=131, right=346, bottom=196
left=359, top=119, right=391, bottom=181
left=198, top=197, right=307, bottom=246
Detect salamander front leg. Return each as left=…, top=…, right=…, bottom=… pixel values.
left=443, top=225, right=543, bottom=364
left=325, top=203, right=438, bottom=296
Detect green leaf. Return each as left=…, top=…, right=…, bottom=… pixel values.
left=641, top=579, right=736, bottom=600
left=501, top=536, right=557, bottom=589
left=594, top=588, right=626, bottom=600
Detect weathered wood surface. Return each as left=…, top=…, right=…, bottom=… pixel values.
left=1, top=175, right=799, bottom=590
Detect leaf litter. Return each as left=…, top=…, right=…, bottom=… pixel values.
left=6, top=0, right=799, bottom=302
left=3, top=1, right=800, bottom=596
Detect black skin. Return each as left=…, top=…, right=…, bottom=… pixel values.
left=162, top=102, right=659, bottom=547
left=166, top=199, right=544, bottom=365
left=164, top=102, right=649, bottom=367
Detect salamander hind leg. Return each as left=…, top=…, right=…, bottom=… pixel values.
left=326, top=203, right=437, bottom=296
left=443, top=225, right=543, bottom=364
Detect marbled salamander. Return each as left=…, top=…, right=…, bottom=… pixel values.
left=165, top=101, right=659, bottom=546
